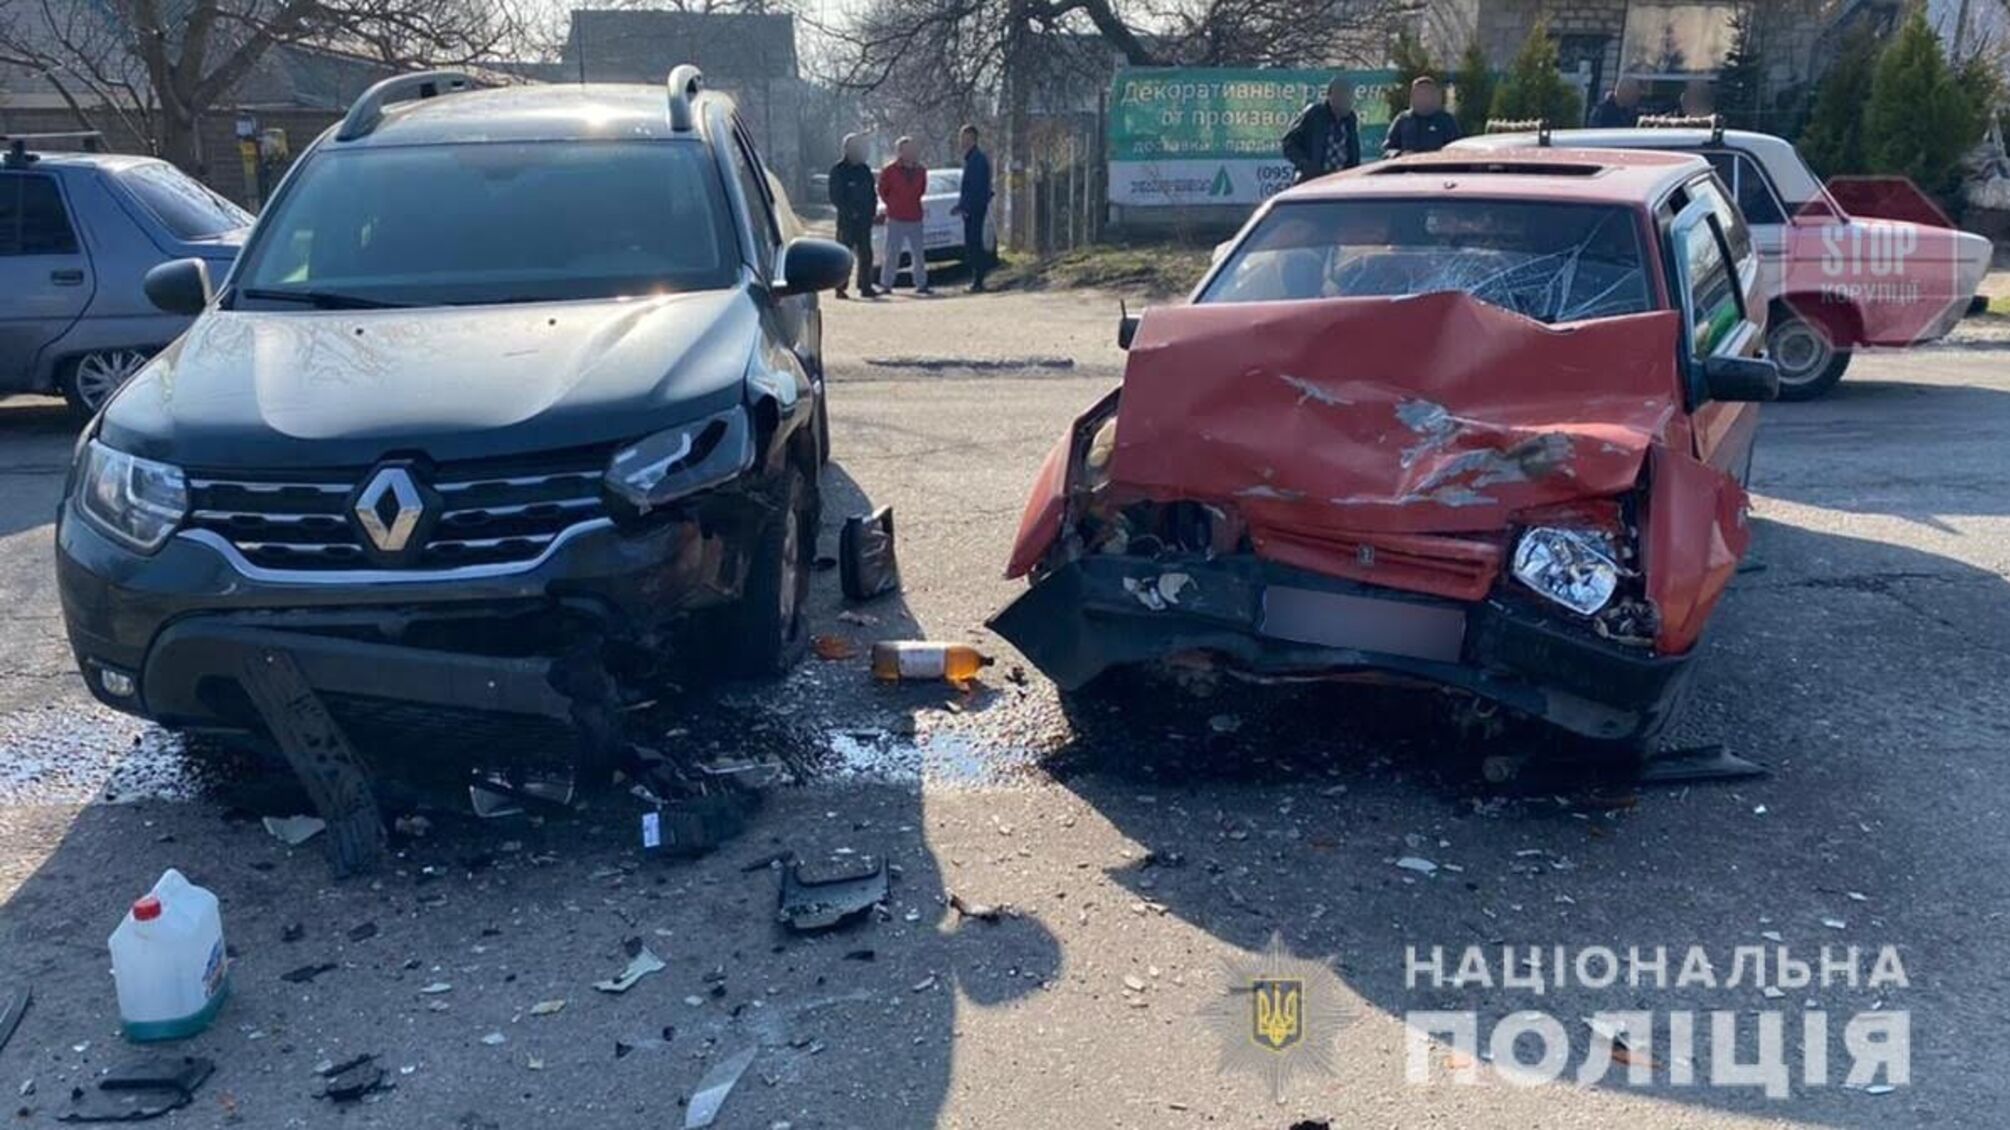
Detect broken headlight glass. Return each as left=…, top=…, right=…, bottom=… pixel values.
left=1511, top=527, right=1620, bottom=616
left=605, top=406, right=753, bottom=514
left=74, top=440, right=187, bottom=554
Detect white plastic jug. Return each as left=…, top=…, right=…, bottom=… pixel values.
left=108, top=869, right=228, bottom=1042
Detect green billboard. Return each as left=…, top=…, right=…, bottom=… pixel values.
left=1109, top=68, right=1398, bottom=163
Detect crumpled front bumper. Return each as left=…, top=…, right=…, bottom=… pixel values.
left=56, top=501, right=738, bottom=740
left=988, top=553, right=1691, bottom=742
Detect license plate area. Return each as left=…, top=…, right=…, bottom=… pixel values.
left=1258, top=586, right=1465, bottom=662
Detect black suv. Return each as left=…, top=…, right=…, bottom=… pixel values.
left=56, top=69, right=852, bottom=770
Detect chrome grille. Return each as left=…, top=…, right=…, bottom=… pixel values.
left=185, top=451, right=610, bottom=572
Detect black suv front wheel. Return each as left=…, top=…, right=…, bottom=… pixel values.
left=717, top=463, right=817, bottom=677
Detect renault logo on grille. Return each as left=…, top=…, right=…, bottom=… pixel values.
left=354, top=467, right=424, bottom=553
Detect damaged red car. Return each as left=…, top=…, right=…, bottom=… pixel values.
left=992, top=149, right=1779, bottom=761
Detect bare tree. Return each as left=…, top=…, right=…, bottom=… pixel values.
left=0, top=0, right=541, bottom=170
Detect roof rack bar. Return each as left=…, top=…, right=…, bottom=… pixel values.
left=1638, top=113, right=1725, bottom=145
left=1485, top=118, right=1551, bottom=147
left=667, top=65, right=704, bottom=132
left=2, top=129, right=103, bottom=167
left=337, top=71, right=478, bottom=142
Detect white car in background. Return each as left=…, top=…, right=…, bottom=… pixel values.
left=873, top=169, right=998, bottom=277
left=1450, top=124, right=1992, bottom=399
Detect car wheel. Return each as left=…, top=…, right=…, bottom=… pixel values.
left=1766, top=313, right=1852, bottom=401
left=61, top=348, right=152, bottom=417
left=716, top=462, right=816, bottom=678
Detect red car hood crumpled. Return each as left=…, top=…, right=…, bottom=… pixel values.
left=1109, top=292, right=1685, bottom=540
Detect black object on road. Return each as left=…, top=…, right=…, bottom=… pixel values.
left=1638, top=744, right=1769, bottom=785
left=840, top=507, right=900, bottom=602
left=0, top=986, right=27, bottom=1058
left=59, top=1056, right=213, bottom=1122
left=238, top=649, right=387, bottom=877
left=778, top=855, right=888, bottom=931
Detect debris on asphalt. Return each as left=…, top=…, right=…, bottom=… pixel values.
left=1395, top=856, right=1439, bottom=876
left=839, top=507, right=901, bottom=602
left=280, top=923, right=304, bottom=944
left=1586, top=1016, right=1656, bottom=1069
left=869, top=641, right=992, bottom=685
left=529, top=1000, right=566, bottom=1016
left=948, top=893, right=1003, bottom=923
left=593, top=940, right=667, bottom=993
left=778, top=856, right=888, bottom=931
left=0, top=987, right=27, bottom=1059
left=1207, top=713, right=1241, bottom=735
left=261, top=815, right=326, bottom=846
left=317, top=1055, right=389, bottom=1103
left=393, top=814, right=433, bottom=839
left=843, top=949, right=876, bottom=962
left=280, top=963, right=338, bottom=985
left=1637, top=744, right=1768, bottom=785
left=480, top=1032, right=507, bottom=1047
left=347, top=922, right=378, bottom=943
left=682, top=1045, right=757, bottom=1129
left=836, top=610, right=879, bottom=626
left=811, top=635, right=859, bottom=661
left=58, top=1055, right=213, bottom=1123
left=419, top=982, right=453, bottom=995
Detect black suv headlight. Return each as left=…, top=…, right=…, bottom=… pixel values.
left=74, top=440, right=187, bottom=554
left=605, top=406, right=754, bottom=514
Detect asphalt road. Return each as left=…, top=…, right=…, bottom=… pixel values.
left=2, top=290, right=2008, bottom=1128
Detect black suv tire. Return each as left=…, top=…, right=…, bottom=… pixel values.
left=716, top=462, right=817, bottom=677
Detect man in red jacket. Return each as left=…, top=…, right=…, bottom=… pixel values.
left=876, top=137, right=931, bottom=295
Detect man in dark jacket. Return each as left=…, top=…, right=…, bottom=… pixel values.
left=1383, top=76, right=1461, bottom=157
left=1280, top=77, right=1361, bottom=183
left=827, top=133, right=878, bottom=298
left=950, top=124, right=994, bottom=292
left=1589, top=78, right=1644, bottom=128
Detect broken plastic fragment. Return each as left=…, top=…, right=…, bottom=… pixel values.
left=1394, top=857, right=1439, bottom=876
left=593, top=946, right=666, bottom=993
left=683, top=1045, right=757, bottom=1129
left=261, top=815, right=326, bottom=846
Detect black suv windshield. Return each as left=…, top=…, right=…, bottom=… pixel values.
left=1201, top=199, right=1652, bottom=323
left=232, top=140, right=738, bottom=307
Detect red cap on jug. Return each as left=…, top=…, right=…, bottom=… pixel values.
left=131, top=895, right=162, bottom=922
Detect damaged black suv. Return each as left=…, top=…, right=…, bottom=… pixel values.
left=56, top=69, right=853, bottom=770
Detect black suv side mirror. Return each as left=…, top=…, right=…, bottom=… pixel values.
left=144, top=258, right=213, bottom=316
left=774, top=238, right=853, bottom=298
left=1703, top=354, right=1780, bottom=402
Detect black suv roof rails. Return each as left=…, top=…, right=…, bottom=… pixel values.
left=667, top=64, right=704, bottom=132
left=1638, top=113, right=1726, bottom=145
left=2, top=130, right=103, bottom=167
left=1485, top=118, right=1551, bottom=147
left=337, top=71, right=478, bottom=141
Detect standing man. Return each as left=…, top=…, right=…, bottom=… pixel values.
left=877, top=136, right=930, bottom=295
left=950, top=124, right=994, bottom=293
left=1383, top=76, right=1461, bottom=157
left=1280, top=76, right=1362, bottom=183
left=827, top=133, right=878, bottom=299
left=1590, top=77, right=1644, bottom=128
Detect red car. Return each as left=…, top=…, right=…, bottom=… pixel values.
left=992, top=148, right=1778, bottom=763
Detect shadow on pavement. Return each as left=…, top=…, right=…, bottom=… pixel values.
left=0, top=459, right=1054, bottom=1127
left=1756, top=376, right=2010, bottom=529
left=0, top=397, right=77, bottom=541
left=1037, top=517, right=2010, bottom=1121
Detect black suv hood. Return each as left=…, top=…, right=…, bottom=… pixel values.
left=99, top=290, right=759, bottom=468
